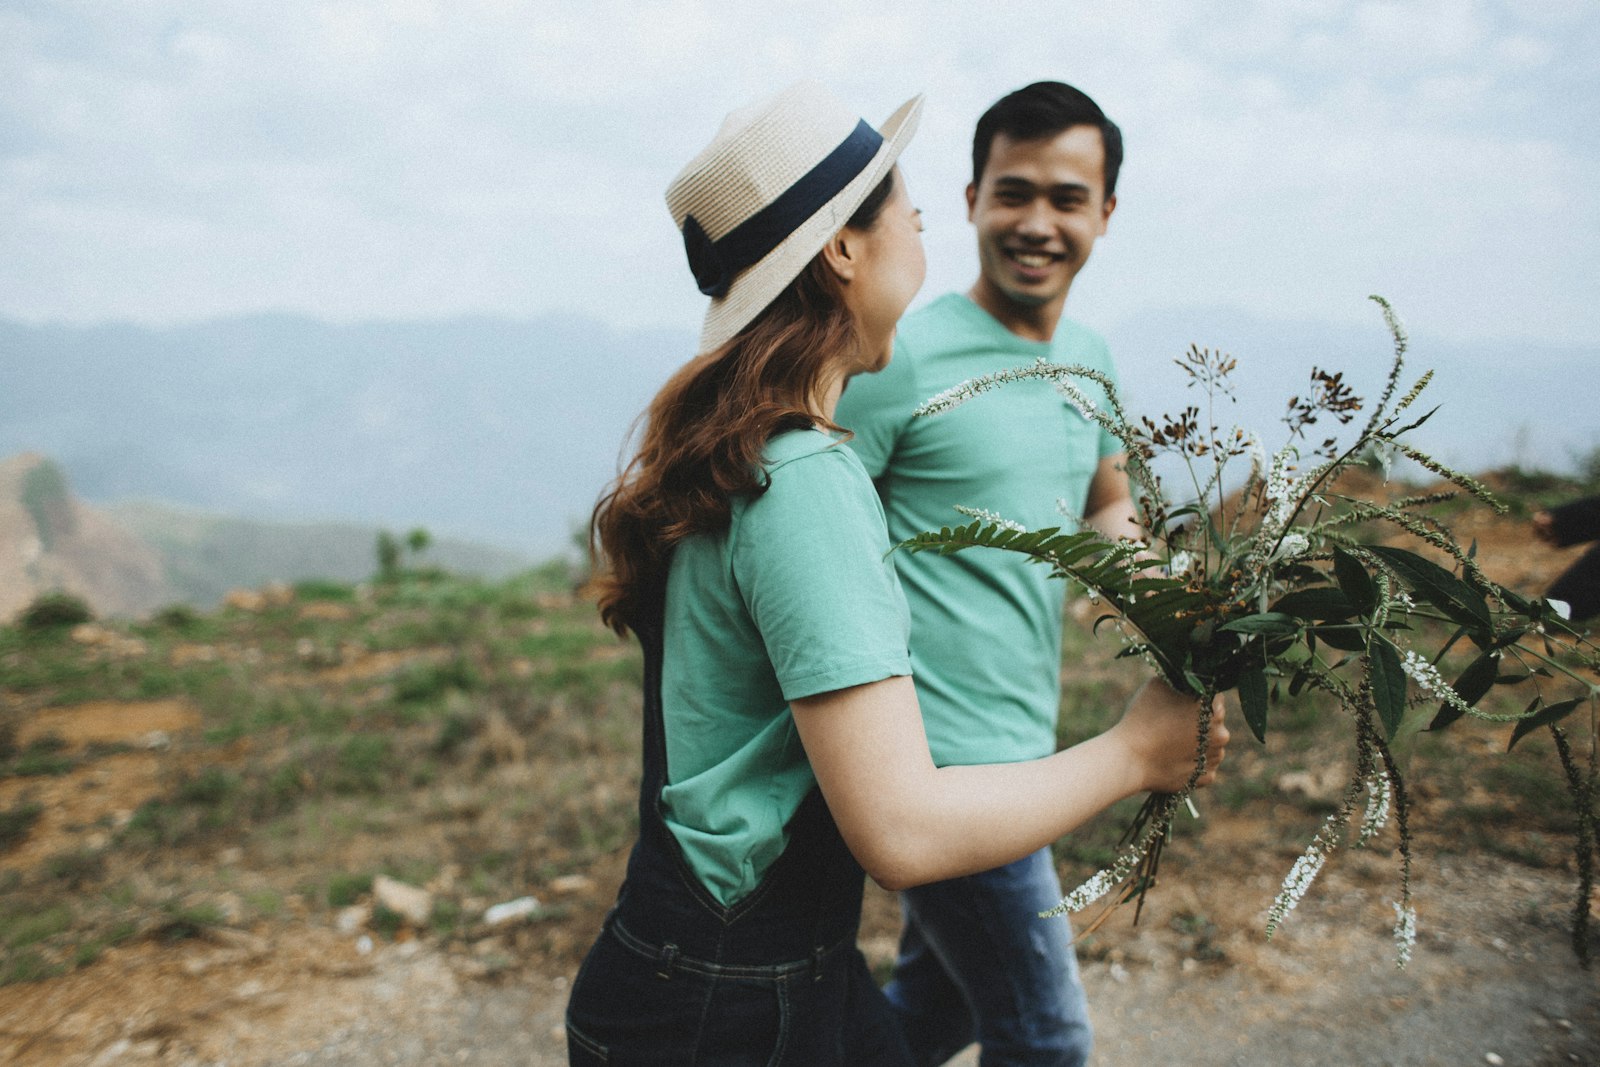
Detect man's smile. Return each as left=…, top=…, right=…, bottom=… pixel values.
left=1005, top=248, right=1064, bottom=272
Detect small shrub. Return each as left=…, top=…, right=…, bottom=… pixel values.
left=395, top=658, right=480, bottom=705
left=331, top=735, right=390, bottom=794
left=8, top=736, right=74, bottom=778
left=370, top=904, right=404, bottom=938
left=327, top=872, right=373, bottom=908
left=176, top=767, right=239, bottom=807
left=0, top=803, right=43, bottom=850
left=0, top=949, right=62, bottom=985
left=122, top=800, right=183, bottom=848
left=293, top=578, right=357, bottom=602
left=158, top=901, right=224, bottom=942
left=432, top=712, right=476, bottom=756
left=18, top=591, right=93, bottom=632
left=245, top=890, right=284, bottom=918
left=152, top=603, right=200, bottom=630
left=429, top=897, right=463, bottom=936
left=44, top=848, right=105, bottom=889
left=1, top=902, right=74, bottom=949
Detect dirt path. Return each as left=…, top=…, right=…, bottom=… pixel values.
left=5, top=837, right=1594, bottom=1067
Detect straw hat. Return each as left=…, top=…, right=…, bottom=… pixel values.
left=666, top=82, right=923, bottom=354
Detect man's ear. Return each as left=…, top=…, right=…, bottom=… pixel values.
left=1098, top=194, right=1117, bottom=236
left=819, top=230, right=857, bottom=282
left=965, top=182, right=978, bottom=222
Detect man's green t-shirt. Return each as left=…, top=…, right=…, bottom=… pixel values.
left=835, top=292, right=1121, bottom=766
left=659, top=428, right=912, bottom=906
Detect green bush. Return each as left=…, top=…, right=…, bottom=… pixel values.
left=327, top=872, right=373, bottom=908
left=157, top=901, right=224, bottom=942
left=18, top=591, right=93, bottom=631
left=151, top=603, right=201, bottom=630
left=395, top=658, right=480, bottom=705
left=8, top=736, right=74, bottom=778
left=293, top=578, right=357, bottom=602
left=176, top=768, right=239, bottom=807
left=0, top=803, right=43, bottom=850
left=331, top=735, right=391, bottom=794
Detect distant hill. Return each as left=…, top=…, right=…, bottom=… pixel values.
left=0, top=452, right=535, bottom=619
left=0, top=452, right=168, bottom=620
left=1, top=309, right=1594, bottom=560
left=0, top=313, right=690, bottom=556
left=106, top=499, right=534, bottom=609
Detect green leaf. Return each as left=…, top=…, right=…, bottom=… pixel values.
left=1272, top=587, right=1357, bottom=621
left=1238, top=664, right=1269, bottom=743
left=1332, top=547, right=1378, bottom=615
left=1217, top=612, right=1300, bottom=636
left=1274, top=641, right=1312, bottom=668
left=1365, top=545, right=1491, bottom=631
left=1312, top=624, right=1367, bottom=652
left=1507, top=697, right=1586, bottom=751
left=1204, top=513, right=1227, bottom=557
left=1427, top=651, right=1499, bottom=731
left=1369, top=636, right=1407, bottom=738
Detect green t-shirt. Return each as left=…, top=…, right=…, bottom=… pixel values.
left=659, top=428, right=912, bottom=906
left=835, top=292, right=1121, bottom=766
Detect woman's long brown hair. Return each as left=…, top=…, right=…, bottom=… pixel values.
left=591, top=174, right=896, bottom=637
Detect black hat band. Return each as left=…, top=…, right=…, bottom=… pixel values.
left=681, top=119, right=883, bottom=298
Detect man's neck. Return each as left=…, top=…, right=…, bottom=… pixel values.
left=966, top=279, right=1066, bottom=344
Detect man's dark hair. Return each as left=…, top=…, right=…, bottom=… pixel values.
left=971, top=81, right=1123, bottom=198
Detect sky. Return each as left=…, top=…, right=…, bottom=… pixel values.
left=4, top=0, right=1599, bottom=351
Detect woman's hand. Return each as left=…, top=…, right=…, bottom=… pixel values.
left=1109, top=680, right=1230, bottom=794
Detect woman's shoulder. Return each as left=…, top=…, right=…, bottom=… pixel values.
left=734, top=429, right=880, bottom=531
left=761, top=427, right=869, bottom=479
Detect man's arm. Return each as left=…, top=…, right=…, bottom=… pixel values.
left=1082, top=453, right=1142, bottom=543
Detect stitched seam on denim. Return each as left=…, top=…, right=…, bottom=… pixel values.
left=767, top=975, right=791, bottom=1067
left=653, top=798, right=733, bottom=917
left=610, top=916, right=850, bottom=980
left=566, top=1022, right=609, bottom=1061
left=690, top=969, right=715, bottom=1067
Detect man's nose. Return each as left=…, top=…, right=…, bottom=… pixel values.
left=1014, top=202, right=1053, bottom=240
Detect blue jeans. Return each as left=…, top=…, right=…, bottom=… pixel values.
left=885, top=848, right=1092, bottom=1067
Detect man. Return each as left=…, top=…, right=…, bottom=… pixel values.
left=837, top=81, right=1139, bottom=1067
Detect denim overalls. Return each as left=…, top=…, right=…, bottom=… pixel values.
left=565, top=607, right=913, bottom=1066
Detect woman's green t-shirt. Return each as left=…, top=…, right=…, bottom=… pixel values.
left=659, top=428, right=912, bottom=906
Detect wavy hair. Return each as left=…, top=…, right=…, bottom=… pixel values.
left=591, top=174, right=896, bottom=637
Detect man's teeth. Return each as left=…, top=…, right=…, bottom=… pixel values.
left=1012, top=252, right=1053, bottom=268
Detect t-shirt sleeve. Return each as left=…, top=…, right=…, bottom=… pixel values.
left=731, top=448, right=912, bottom=701
left=834, top=336, right=915, bottom=479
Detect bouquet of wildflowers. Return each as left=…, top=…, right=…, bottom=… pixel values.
left=898, top=297, right=1600, bottom=965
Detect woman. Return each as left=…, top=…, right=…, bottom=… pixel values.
left=567, top=83, right=1228, bottom=1066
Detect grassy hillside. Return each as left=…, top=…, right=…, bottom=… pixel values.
left=0, top=560, right=636, bottom=987
left=0, top=524, right=1593, bottom=995
left=107, top=500, right=535, bottom=608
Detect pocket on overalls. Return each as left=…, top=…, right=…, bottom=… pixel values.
left=566, top=925, right=706, bottom=1062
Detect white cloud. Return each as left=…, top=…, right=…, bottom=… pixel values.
left=0, top=0, right=1595, bottom=348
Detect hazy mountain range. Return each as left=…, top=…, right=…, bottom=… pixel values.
left=2, top=308, right=1595, bottom=566
left=0, top=452, right=534, bottom=619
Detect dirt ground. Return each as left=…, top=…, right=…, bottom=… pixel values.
left=2, top=800, right=1596, bottom=1066
left=3, top=475, right=1598, bottom=1066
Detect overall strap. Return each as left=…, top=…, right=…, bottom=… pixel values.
left=633, top=583, right=670, bottom=833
